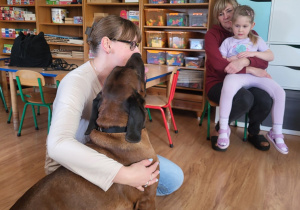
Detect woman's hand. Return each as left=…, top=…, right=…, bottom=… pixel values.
left=246, top=66, right=272, bottom=78
left=225, top=57, right=249, bottom=74
left=113, top=159, right=160, bottom=191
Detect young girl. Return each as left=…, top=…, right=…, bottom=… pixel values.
left=217, top=5, right=288, bottom=154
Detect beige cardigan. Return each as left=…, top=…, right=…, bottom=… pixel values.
left=46, top=61, right=123, bottom=191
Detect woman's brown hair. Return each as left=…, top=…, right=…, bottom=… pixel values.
left=87, top=15, right=141, bottom=55
left=232, top=5, right=258, bottom=45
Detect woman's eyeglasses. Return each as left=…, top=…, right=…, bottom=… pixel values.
left=111, top=39, right=139, bottom=51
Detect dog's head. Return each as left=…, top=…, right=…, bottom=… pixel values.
left=85, top=53, right=146, bottom=143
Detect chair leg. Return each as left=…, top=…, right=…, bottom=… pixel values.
left=167, top=105, right=178, bottom=133
left=47, top=106, right=52, bottom=133
left=234, top=120, right=238, bottom=127
left=243, top=113, right=248, bottom=141
left=7, top=107, right=12, bottom=123
left=18, top=103, right=29, bottom=137
left=37, top=106, right=40, bottom=115
left=199, top=101, right=208, bottom=126
left=207, top=103, right=211, bottom=140
left=147, top=108, right=152, bottom=122
left=0, top=85, right=8, bottom=113
left=159, top=108, right=173, bottom=148
left=31, top=105, right=39, bottom=130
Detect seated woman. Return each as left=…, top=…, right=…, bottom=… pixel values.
left=204, top=0, right=273, bottom=151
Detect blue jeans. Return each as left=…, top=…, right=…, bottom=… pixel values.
left=156, top=155, right=184, bottom=196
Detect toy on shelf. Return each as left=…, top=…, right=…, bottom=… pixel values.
left=146, top=31, right=167, bottom=48
left=147, top=50, right=166, bottom=65
left=166, top=13, right=188, bottom=26
left=166, top=51, right=185, bottom=66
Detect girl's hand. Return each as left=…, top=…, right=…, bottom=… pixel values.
left=246, top=66, right=272, bottom=78
left=237, top=51, right=256, bottom=59
left=225, top=58, right=249, bottom=74
left=113, top=159, right=160, bottom=191
left=227, top=55, right=238, bottom=62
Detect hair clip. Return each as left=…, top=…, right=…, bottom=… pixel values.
left=245, top=10, right=253, bottom=17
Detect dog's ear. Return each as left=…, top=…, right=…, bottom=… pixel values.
left=125, top=53, right=146, bottom=94
left=125, top=53, right=145, bottom=80
left=85, top=92, right=103, bottom=135
left=124, top=91, right=146, bottom=143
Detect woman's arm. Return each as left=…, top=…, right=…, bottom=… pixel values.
left=205, top=29, right=231, bottom=73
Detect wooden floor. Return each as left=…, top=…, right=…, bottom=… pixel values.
left=1, top=101, right=300, bottom=210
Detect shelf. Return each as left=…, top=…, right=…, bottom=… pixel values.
left=0, top=4, right=35, bottom=6
left=144, top=47, right=205, bottom=52
left=39, top=23, right=83, bottom=26
left=144, top=3, right=209, bottom=7
left=86, top=3, right=138, bottom=6
left=52, top=56, right=84, bottom=60
left=0, top=37, right=15, bottom=40
left=155, top=84, right=203, bottom=92
left=179, top=67, right=205, bottom=71
left=0, top=20, right=36, bottom=23
left=144, top=26, right=207, bottom=30
left=38, top=4, right=82, bottom=7
left=47, top=42, right=83, bottom=47
left=176, top=86, right=203, bottom=91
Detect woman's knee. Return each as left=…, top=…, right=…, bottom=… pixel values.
left=232, top=88, right=254, bottom=112
left=156, top=155, right=184, bottom=196
left=249, top=87, right=273, bottom=111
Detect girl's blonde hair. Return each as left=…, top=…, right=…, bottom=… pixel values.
left=86, top=15, right=141, bottom=54
left=213, top=0, right=239, bottom=24
left=232, top=5, right=258, bottom=45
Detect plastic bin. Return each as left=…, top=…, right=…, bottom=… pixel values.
left=146, top=31, right=167, bottom=47
left=189, top=12, right=208, bottom=27
left=189, top=38, right=204, bottom=49
left=167, top=31, right=197, bottom=49
left=184, top=57, right=201, bottom=68
left=166, top=51, right=185, bottom=66
left=147, top=50, right=166, bottom=65
left=166, top=13, right=188, bottom=26
left=145, top=9, right=172, bottom=26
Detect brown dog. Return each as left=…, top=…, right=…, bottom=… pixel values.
left=11, top=53, right=159, bottom=210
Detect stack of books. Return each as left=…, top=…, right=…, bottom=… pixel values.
left=45, top=34, right=83, bottom=45
left=64, top=17, right=73, bottom=24
left=72, top=51, right=84, bottom=58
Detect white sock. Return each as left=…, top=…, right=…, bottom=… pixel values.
left=272, top=124, right=286, bottom=148
left=273, top=124, right=282, bottom=135
left=219, top=118, right=229, bottom=143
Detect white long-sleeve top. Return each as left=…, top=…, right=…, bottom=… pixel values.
left=46, top=61, right=123, bottom=191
